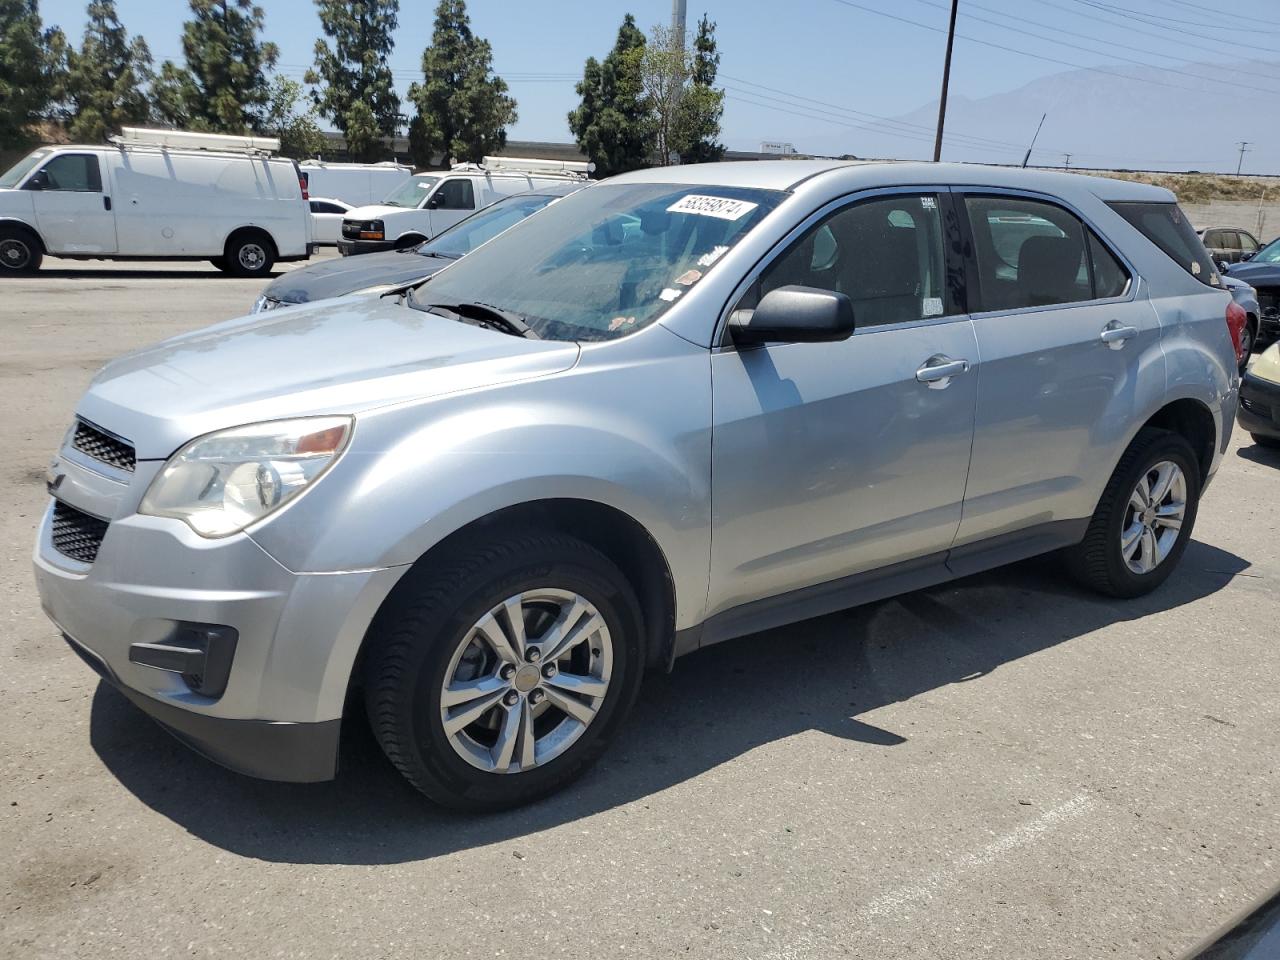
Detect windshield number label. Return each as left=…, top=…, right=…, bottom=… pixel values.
left=668, top=195, right=759, bottom=221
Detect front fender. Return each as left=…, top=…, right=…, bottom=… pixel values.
left=247, top=325, right=715, bottom=630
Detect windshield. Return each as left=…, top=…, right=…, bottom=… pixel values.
left=382, top=174, right=439, bottom=208
left=421, top=193, right=558, bottom=259
left=414, top=183, right=784, bottom=341
left=0, top=149, right=51, bottom=189
left=1252, top=237, right=1280, bottom=264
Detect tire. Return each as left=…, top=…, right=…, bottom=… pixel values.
left=0, top=226, right=42, bottom=274
left=209, top=257, right=227, bottom=271
left=363, top=531, right=645, bottom=810
left=223, top=233, right=275, bottom=277
left=1252, top=434, right=1280, bottom=450
left=1065, top=427, right=1201, bottom=599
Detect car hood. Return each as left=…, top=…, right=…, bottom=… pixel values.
left=77, top=297, right=580, bottom=459
left=344, top=203, right=408, bottom=220
left=1225, top=261, right=1280, bottom=287
left=261, top=249, right=451, bottom=304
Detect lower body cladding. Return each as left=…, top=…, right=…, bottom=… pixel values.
left=33, top=500, right=406, bottom=782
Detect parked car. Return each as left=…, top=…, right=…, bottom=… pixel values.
left=1238, top=343, right=1280, bottom=449
left=1223, top=276, right=1261, bottom=370
left=1224, top=235, right=1280, bottom=351
left=255, top=182, right=586, bottom=312
left=338, top=156, right=591, bottom=256
left=1199, top=226, right=1261, bottom=265
left=298, top=159, right=413, bottom=207
left=34, top=162, right=1239, bottom=810
left=0, top=128, right=313, bottom=277
left=307, top=197, right=352, bottom=246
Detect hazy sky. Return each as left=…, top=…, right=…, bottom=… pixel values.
left=37, top=0, right=1280, bottom=171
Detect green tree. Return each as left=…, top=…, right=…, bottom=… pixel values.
left=0, top=0, right=63, bottom=145
left=406, top=0, right=516, bottom=168
left=307, top=0, right=399, bottom=162
left=54, top=0, right=152, bottom=143
left=153, top=0, right=278, bottom=134
left=568, top=14, right=649, bottom=177
left=264, top=75, right=324, bottom=159
left=679, top=13, right=723, bottom=164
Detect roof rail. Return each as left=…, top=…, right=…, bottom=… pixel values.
left=109, top=127, right=281, bottom=156
left=451, top=155, right=594, bottom=178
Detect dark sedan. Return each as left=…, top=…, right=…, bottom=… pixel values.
left=252, top=182, right=586, bottom=313
left=1223, top=236, right=1280, bottom=351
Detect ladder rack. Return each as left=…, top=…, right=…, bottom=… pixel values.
left=110, top=127, right=281, bottom=156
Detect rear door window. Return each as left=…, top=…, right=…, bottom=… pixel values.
left=1109, top=201, right=1220, bottom=286
left=963, top=196, right=1093, bottom=310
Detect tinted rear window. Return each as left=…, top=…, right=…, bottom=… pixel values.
left=1108, top=201, right=1220, bottom=287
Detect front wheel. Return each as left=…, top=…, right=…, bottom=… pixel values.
left=0, top=227, right=42, bottom=274
left=363, top=532, right=645, bottom=810
left=1065, top=428, right=1201, bottom=598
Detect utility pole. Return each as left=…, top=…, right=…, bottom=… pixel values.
left=1236, top=140, right=1251, bottom=176
left=672, top=0, right=686, bottom=47
left=1063, top=152, right=1072, bottom=171
left=932, top=0, right=959, bottom=162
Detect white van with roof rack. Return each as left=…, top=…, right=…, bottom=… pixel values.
left=0, top=127, right=314, bottom=277
left=296, top=159, right=413, bottom=207
left=338, top=156, right=593, bottom=256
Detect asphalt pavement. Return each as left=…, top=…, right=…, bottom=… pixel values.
left=1, top=255, right=1278, bottom=959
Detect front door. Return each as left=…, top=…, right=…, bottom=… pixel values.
left=708, top=190, right=979, bottom=619
left=425, top=177, right=476, bottom=236
left=953, top=191, right=1161, bottom=547
left=29, top=153, right=117, bottom=254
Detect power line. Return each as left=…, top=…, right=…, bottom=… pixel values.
left=1071, top=0, right=1280, bottom=38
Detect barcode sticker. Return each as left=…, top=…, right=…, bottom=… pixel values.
left=667, top=195, right=759, bottom=221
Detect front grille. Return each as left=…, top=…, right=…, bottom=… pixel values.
left=72, top=419, right=135, bottom=472
left=51, top=501, right=109, bottom=564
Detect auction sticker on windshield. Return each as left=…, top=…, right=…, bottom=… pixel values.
left=668, top=195, right=760, bottom=221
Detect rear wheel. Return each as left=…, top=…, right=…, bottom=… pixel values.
left=209, top=256, right=226, bottom=271
left=1065, top=428, right=1201, bottom=598
left=363, top=532, right=645, bottom=810
left=223, top=233, right=275, bottom=277
left=0, top=227, right=42, bottom=274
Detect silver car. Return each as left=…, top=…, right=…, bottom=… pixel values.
left=34, top=161, right=1240, bottom=809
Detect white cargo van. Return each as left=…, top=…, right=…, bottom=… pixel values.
left=0, top=128, right=313, bottom=277
left=338, top=156, right=592, bottom=255
left=297, top=160, right=413, bottom=207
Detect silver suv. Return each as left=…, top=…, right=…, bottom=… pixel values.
left=34, top=162, right=1241, bottom=809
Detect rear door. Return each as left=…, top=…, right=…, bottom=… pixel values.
left=953, top=191, right=1159, bottom=549
left=708, top=189, right=979, bottom=616
left=29, top=152, right=117, bottom=254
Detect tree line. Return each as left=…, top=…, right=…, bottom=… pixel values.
left=1, top=0, right=723, bottom=171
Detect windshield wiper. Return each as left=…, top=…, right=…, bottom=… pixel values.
left=410, top=296, right=541, bottom=339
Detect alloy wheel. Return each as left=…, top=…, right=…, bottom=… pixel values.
left=1121, top=460, right=1187, bottom=575
left=439, top=588, right=613, bottom=774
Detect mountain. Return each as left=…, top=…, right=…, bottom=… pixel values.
left=801, top=59, right=1280, bottom=174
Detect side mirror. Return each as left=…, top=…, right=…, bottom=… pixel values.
left=24, top=170, right=48, bottom=191
left=426, top=195, right=440, bottom=210
left=1217, top=260, right=1231, bottom=274
left=729, top=285, right=856, bottom=345
left=1241, top=252, right=1254, bottom=262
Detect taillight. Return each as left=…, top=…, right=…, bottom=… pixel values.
left=299, top=176, right=309, bottom=200
left=1225, top=300, right=1246, bottom=363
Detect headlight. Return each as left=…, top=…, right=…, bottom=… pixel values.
left=139, top=417, right=352, bottom=537
left=252, top=295, right=284, bottom=313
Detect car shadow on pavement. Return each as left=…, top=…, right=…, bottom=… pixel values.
left=88, top=538, right=1250, bottom=866
left=34, top=269, right=282, bottom=280
left=1236, top=442, right=1280, bottom=467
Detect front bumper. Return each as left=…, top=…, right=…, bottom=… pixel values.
left=1238, top=371, right=1280, bottom=440
left=33, top=440, right=406, bottom=782
left=338, top=237, right=397, bottom=256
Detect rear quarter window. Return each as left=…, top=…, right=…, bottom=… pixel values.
left=1108, top=201, right=1221, bottom=287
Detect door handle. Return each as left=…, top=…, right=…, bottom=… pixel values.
left=103, top=196, right=111, bottom=211
left=1100, top=321, right=1138, bottom=349
left=915, top=355, right=971, bottom=389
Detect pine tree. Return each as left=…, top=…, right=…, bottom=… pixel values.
left=406, top=0, right=516, bottom=168
left=678, top=13, right=723, bottom=164
left=307, top=0, right=399, bottom=162
left=0, top=0, right=63, bottom=145
left=568, top=14, right=650, bottom=177
left=153, top=0, right=278, bottom=134
left=54, top=0, right=152, bottom=143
